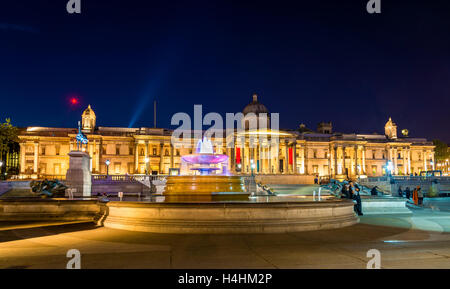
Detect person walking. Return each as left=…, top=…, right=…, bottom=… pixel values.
left=412, top=186, right=419, bottom=205
left=417, top=186, right=424, bottom=205
left=398, top=186, right=403, bottom=197
left=314, top=175, right=319, bottom=184
left=405, top=187, right=411, bottom=199
left=348, top=181, right=355, bottom=200
left=353, top=185, right=363, bottom=216
left=371, top=186, right=379, bottom=196
left=341, top=183, right=350, bottom=199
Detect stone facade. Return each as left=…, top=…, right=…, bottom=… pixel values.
left=17, top=98, right=435, bottom=179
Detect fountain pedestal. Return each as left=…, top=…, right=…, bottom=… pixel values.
left=164, top=175, right=248, bottom=202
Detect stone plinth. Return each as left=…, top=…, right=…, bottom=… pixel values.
left=65, top=151, right=92, bottom=197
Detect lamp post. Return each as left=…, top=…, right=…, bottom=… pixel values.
left=0, top=161, right=3, bottom=180
left=145, top=157, right=150, bottom=175
left=386, top=161, right=393, bottom=177
left=105, top=159, right=110, bottom=176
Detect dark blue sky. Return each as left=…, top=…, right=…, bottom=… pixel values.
left=0, top=0, right=449, bottom=142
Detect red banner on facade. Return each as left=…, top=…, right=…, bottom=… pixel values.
left=288, top=147, right=293, bottom=165
left=236, top=147, right=241, bottom=164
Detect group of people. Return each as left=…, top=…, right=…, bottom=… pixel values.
left=340, top=181, right=363, bottom=216
left=398, top=185, right=424, bottom=206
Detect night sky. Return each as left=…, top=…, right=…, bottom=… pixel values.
left=1, top=0, right=449, bottom=142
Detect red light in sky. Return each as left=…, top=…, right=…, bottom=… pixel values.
left=70, top=97, right=79, bottom=105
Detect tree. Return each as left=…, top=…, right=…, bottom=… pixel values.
left=0, top=118, right=19, bottom=157
left=433, top=139, right=449, bottom=162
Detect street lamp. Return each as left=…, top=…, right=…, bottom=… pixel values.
left=386, top=161, right=393, bottom=176
left=145, top=157, right=150, bottom=175
left=105, top=159, right=110, bottom=176
left=0, top=161, right=3, bottom=180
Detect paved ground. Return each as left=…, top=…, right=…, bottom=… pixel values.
left=1, top=207, right=450, bottom=269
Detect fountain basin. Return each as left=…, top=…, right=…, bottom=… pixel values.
left=99, top=199, right=358, bottom=234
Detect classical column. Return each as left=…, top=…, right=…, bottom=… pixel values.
left=274, top=140, right=279, bottom=174
left=33, top=142, right=39, bottom=174
left=88, top=141, right=94, bottom=172
left=268, top=144, right=272, bottom=174
left=293, top=143, right=297, bottom=174
left=393, top=147, right=398, bottom=175
left=350, top=146, right=355, bottom=176
left=403, top=147, right=407, bottom=175
left=304, top=145, right=309, bottom=175
left=170, top=144, right=174, bottom=169
left=339, top=146, right=344, bottom=175
left=258, top=144, right=262, bottom=173
left=431, top=151, right=435, bottom=170
left=95, top=140, right=100, bottom=174
left=300, top=146, right=305, bottom=174
left=134, top=142, right=139, bottom=173
left=19, top=143, right=26, bottom=173
left=241, top=143, right=245, bottom=174
left=333, top=145, right=337, bottom=176
left=362, top=146, right=366, bottom=174
left=423, top=150, right=427, bottom=171
left=284, top=141, right=289, bottom=174
left=159, top=143, right=164, bottom=174
left=408, top=149, right=412, bottom=174
left=144, top=141, right=148, bottom=159
left=328, top=147, right=332, bottom=177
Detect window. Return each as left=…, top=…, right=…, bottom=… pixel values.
left=153, top=148, right=157, bottom=155
left=55, top=145, right=60, bottom=156
left=114, top=162, right=121, bottom=174
left=372, top=165, right=377, bottom=175
left=102, top=146, right=106, bottom=155
left=41, top=146, right=46, bottom=155
left=176, top=149, right=180, bottom=156
left=313, top=165, right=318, bottom=173
left=313, top=150, right=317, bottom=158
left=54, top=163, right=61, bottom=175
left=165, top=149, right=169, bottom=156
left=116, top=145, right=121, bottom=155
left=140, top=148, right=144, bottom=156
left=129, top=146, right=133, bottom=155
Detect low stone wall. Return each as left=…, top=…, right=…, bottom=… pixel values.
left=0, top=181, right=31, bottom=196
left=256, top=174, right=315, bottom=185
left=92, top=181, right=146, bottom=194
left=361, top=196, right=411, bottom=215
left=99, top=200, right=358, bottom=234
left=0, top=199, right=100, bottom=222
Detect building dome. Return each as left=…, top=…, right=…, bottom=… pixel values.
left=82, top=105, right=96, bottom=117
left=81, top=105, right=96, bottom=131
left=242, top=94, right=269, bottom=115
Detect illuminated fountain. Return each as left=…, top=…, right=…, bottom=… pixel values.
left=101, top=136, right=358, bottom=233
left=181, top=137, right=228, bottom=175
left=163, top=137, right=248, bottom=202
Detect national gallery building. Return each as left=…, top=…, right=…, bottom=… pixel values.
left=17, top=95, right=435, bottom=179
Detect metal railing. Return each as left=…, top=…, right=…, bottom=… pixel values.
left=92, top=174, right=168, bottom=182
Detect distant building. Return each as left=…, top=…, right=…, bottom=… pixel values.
left=17, top=96, right=435, bottom=179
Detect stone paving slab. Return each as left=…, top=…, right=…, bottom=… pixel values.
left=1, top=210, right=450, bottom=269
